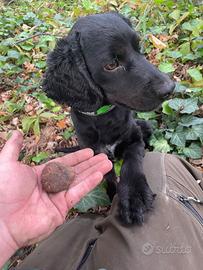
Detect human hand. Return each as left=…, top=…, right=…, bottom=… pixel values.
left=0, top=131, right=112, bottom=261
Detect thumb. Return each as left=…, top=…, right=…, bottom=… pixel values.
left=0, top=131, right=23, bottom=162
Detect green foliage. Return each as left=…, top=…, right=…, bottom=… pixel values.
left=143, top=80, right=203, bottom=159
left=114, top=159, right=123, bottom=177
left=150, top=132, right=172, bottom=153
left=129, top=1, right=202, bottom=160
left=187, top=68, right=203, bottom=82
left=168, top=97, right=198, bottom=114
left=75, top=184, right=110, bottom=212
left=158, top=62, right=175, bottom=73
left=32, top=151, right=49, bottom=163
left=32, top=92, right=62, bottom=112
left=62, top=128, right=74, bottom=140
left=137, top=112, right=157, bottom=120
left=22, top=108, right=63, bottom=136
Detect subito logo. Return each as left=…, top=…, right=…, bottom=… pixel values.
left=142, top=242, right=154, bottom=255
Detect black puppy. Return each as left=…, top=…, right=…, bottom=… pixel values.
left=43, top=12, right=175, bottom=225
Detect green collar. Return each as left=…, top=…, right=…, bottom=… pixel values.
left=96, top=105, right=115, bottom=115
left=79, top=105, right=116, bottom=116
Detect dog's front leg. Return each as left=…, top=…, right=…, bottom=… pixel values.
left=117, top=140, right=155, bottom=225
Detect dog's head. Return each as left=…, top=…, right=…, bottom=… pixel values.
left=43, top=12, right=175, bottom=112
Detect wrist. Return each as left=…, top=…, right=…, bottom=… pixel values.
left=0, top=222, right=18, bottom=268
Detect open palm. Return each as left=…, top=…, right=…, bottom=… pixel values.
left=0, top=131, right=112, bottom=249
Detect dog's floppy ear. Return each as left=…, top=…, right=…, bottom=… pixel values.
left=43, top=31, right=103, bottom=112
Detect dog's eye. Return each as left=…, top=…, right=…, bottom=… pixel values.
left=104, top=59, right=119, bottom=71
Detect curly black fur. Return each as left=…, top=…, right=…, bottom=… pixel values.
left=43, top=12, right=175, bottom=225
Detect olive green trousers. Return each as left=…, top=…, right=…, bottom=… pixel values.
left=17, top=153, right=203, bottom=270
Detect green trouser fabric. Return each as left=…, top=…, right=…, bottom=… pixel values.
left=17, top=153, right=203, bottom=270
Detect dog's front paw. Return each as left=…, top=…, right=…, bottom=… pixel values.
left=118, top=179, right=155, bottom=225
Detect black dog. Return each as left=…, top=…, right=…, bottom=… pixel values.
left=43, top=12, right=175, bottom=225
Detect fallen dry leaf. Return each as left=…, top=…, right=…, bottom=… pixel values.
left=158, top=34, right=178, bottom=42
left=23, top=62, right=37, bottom=73
left=147, top=48, right=160, bottom=66
left=148, top=34, right=167, bottom=50
left=56, top=119, right=67, bottom=129
left=24, top=104, right=34, bottom=113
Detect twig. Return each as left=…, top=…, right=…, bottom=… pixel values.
left=15, top=32, right=62, bottom=44
left=6, top=0, right=15, bottom=5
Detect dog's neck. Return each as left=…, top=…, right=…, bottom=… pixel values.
left=78, top=105, right=116, bottom=116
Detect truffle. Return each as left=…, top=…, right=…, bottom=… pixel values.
left=41, top=162, right=75, bottom=193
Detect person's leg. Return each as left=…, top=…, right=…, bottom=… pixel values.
left=17, top=214, right=104, bottom=270
left=82, top=153, right=203, bottom=270
left=17, top=153, right=203, bottom=270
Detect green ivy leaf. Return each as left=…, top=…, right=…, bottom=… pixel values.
left=169, top=10, right=180, bottom=21
left=0, top=55, right=8, bottom=62
left=158, top=62, right=175, bottom=73
left=179, top=42, right=191, bottom=56
left=179, top=115, right=203, bottom=127
left=182, top=19, right=203, bottom=33
left=183, top=143, right=202, bottom=159
left=7, top=50, right=20, bottom=59
left=35, top=60, right=46, bottom=69
left=75, top=185, right=110, bottom=212
left=187, top=68, right=203, bottom=81
left=168, top=98, right=198, bottom=114
left=165, top=130, right=173, bottom=140
left=174, top=83, right=187, bottom=93
left=54, top=13, right=64, bottom=22
left=170, top=127, right=186, bottom=147
left=182, top=21, right=195, bottom=32
left=150, top=137, right=171, bottom=153
left=32, top=152, right=49, bottom=163
left=185, top=128, right=199, bottom=140
left=23, top=12, right=37, bottom=21
left=137, top=111, right=157, bottom=120
left=165, top=50, right=182, bottom=59
left=162, top=100, right=174, bottom=115
left=193, top=125, right=203, bottom=143
left=20, top=44, right=34, bottom=51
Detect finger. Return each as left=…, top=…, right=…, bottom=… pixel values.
left=73, top=159, right=112, bottom=186
left=35, top=148, right=95, bottom=177
left=0, top=130, right=23, bottom=161
left=74, top=153, right=108, bottom=174
left=65, top=171, right=104, bottom=208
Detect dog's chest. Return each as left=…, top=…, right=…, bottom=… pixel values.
left=101, top=140, right=121, bottom=160
left=72, top=107, right=132, bottom=157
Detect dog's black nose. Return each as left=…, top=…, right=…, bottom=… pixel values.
left=158, top=80, right=175, bottom=99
